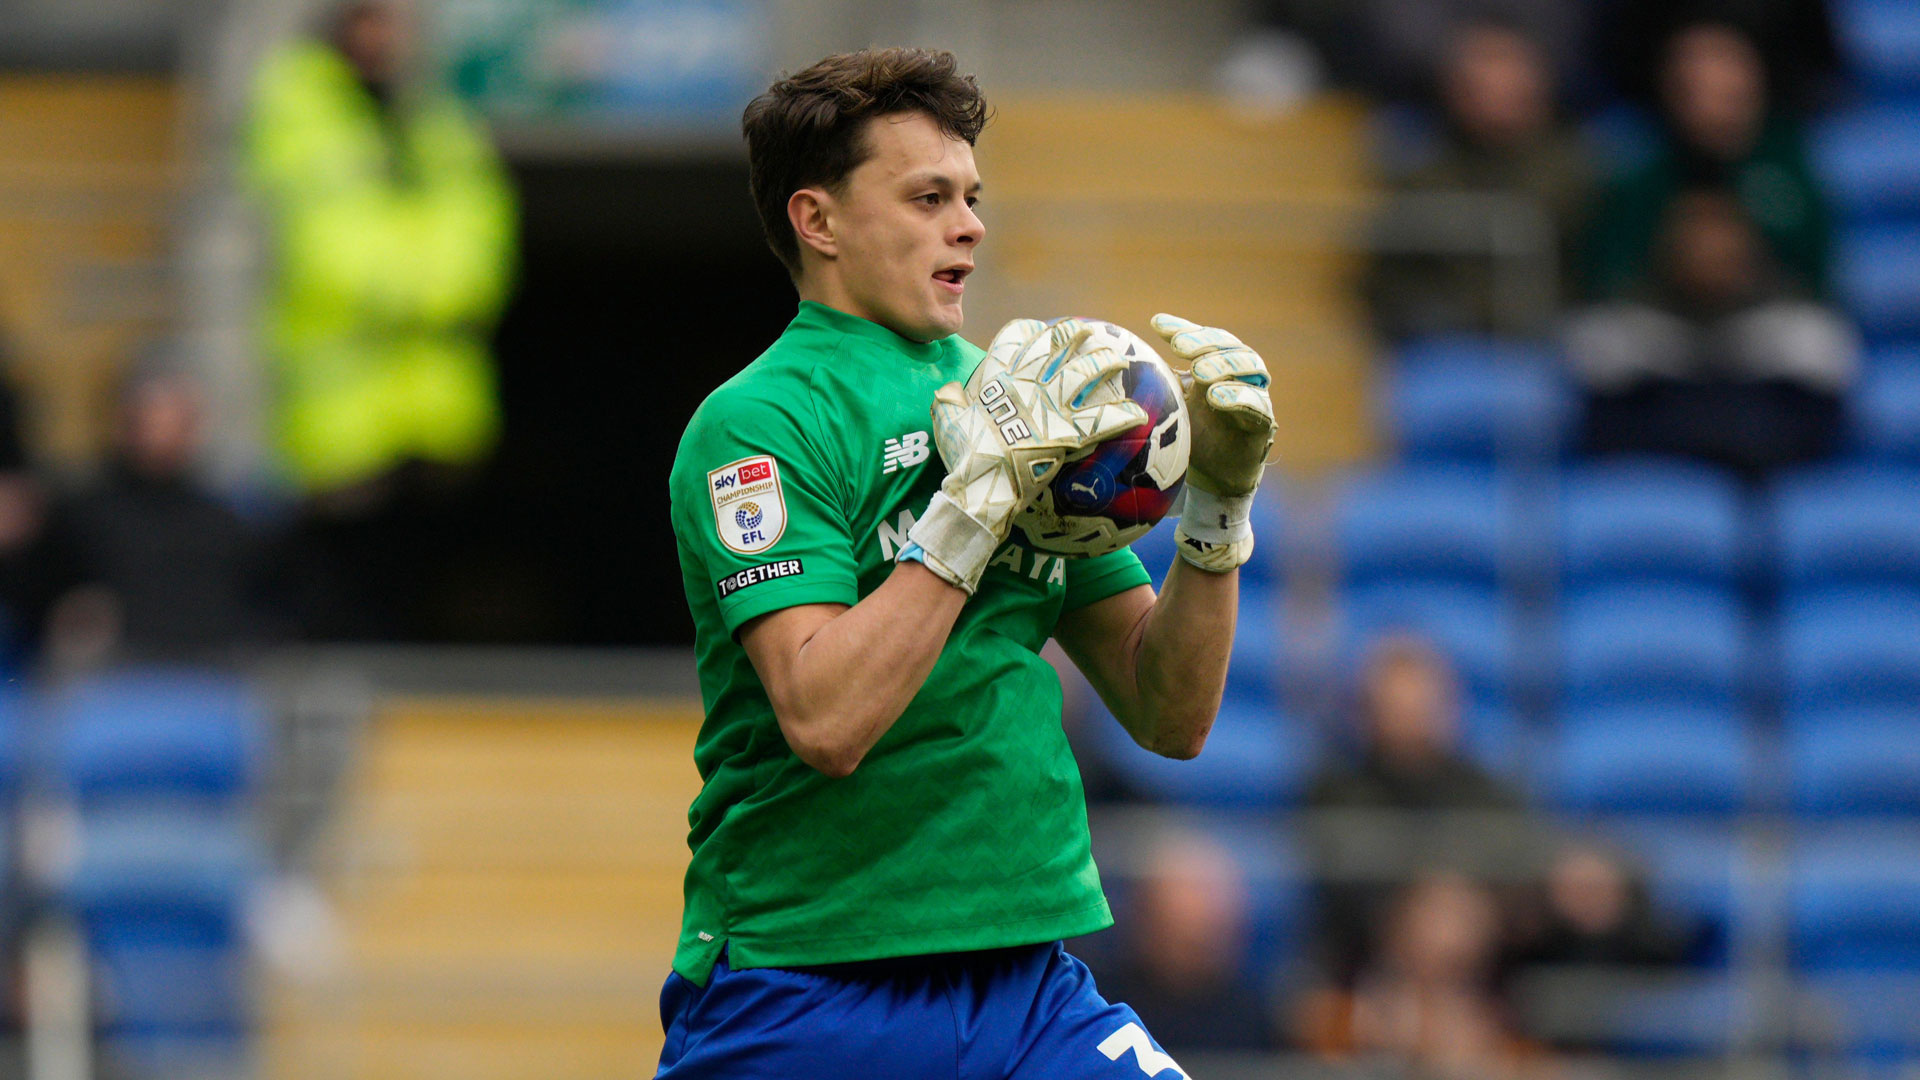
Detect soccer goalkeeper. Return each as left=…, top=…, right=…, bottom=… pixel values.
left=662, top=47, right=1277, bottom=1079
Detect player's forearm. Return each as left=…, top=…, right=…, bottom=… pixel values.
left=771, top=561, right=965, bottom=777
left=1122, top=558, right=1236, bottom=758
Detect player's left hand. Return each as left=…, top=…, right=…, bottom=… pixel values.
left=1149, top=313, right=1276, bottom=498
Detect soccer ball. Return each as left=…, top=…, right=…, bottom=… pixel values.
left=1013, top=320, right=1189, bottom=557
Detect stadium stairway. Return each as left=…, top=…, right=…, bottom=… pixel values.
left=259, top=695, right=703, bottom=1080
left=968, top=94, right=1380, bottom=473
left=0, top=75, right=177, bottom=467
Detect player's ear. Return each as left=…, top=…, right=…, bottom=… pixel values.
left=788, top=188, right=837, bottom=260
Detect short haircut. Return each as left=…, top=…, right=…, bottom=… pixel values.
left=742, top=48, right=989, bottom=278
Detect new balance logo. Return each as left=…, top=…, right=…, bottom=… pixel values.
left=882, top=431, right=931, bottom=474
left=1097, top=1023, right=1189, bottom=1079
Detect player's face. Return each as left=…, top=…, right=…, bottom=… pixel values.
left=830, top=112, right=984, bottom=342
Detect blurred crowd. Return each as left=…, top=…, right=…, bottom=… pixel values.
left=1080, top=637, right=1703, bottom=1074
left=0, top=0, right=515, bottom=676
left=1075, top=0, right=1886, bottom=1073
left=1347, top=0, right=1858, bottom=480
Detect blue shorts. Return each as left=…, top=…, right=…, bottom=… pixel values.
left=654, top=942, right=1189, bottom=1079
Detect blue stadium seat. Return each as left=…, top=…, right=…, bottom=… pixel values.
left=1779, top=587, right=1920, bottom=709
left=1334, top=465, right=1511, bottom=588
left=1850, top=353, right=1920, bottom=460
left=1080, top=699, right=1319, bottom=809
left=1381, top=346, right=1576, bottom=462
left=1225, top=590, right=1291, bottom=704
left=1342, top=580, right=1525, bottom=708
left=1559, top=459, right=1746, bottom=588
left=1774, top=465, right=1920, bottom=589
left=1790, top=835, right=1920, bottom=971
left=1837, top=224, right=1920, bottom=338
left=1545, top=706, right=1755, bottom=816
left=1560, top=584, right=1748, bottom=707
left=1459, top=700, right=1527, bottom=780
left=1391, top=337, right=1556, bottom=370
left=1799, top=971, right=1920, bottom=1058
left=1839, top=0, right=1920, bottom=92
left=1812, top=101, right=1920, bottom=221
left=41, top=668, right=267, bottom=1077
left=51, top=668, right=266, bottom=802
left=1787, top=707, right=1920, bottom=815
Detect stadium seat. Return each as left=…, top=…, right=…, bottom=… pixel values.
left=1380, top=345, right=1576, bottom=463
left=1558, top=459, right=1746, bottom=588
left=1774, top=465, right=1920, bottom=589
left=50, top=668, right=266, bottom=802
left=1559, top=584, right=1749, bottom=707
left=1798, top=971, right=1920, bottom=1058
left=1341, top=580, right=1527, bottom=708
left=1333, top=464, right=1512, bottom=588
left=40, top=668, right=267, bottom=1078
left=1787, top=706, right=1920, bottom=815
left=1838, top=0, right=1920, bottom=92
left=1779, top=587, right=1920, bottom=709
left=1812, top=101, right=1920, bottom=221
left=1459, top=700, right=1528, bottom=780
left=1545, top=706, right=1755, bottom=816
left=1079, top=699, right=1319, bottom=809
left=1225, top=590, right=1291, bottom=704
left=1850, top=354, right=1920, bottom=460
left=1790, top=834, right=1920, bottom=971
left=1836, top=223, right=1920, bottom=338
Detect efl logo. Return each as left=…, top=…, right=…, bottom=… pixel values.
left=707, top=455, right=787, bottom=554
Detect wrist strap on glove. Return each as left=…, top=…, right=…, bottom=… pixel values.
left=904, top=491, right=1002, bottom=593
left=1174, top=487, right=1256, bottom=573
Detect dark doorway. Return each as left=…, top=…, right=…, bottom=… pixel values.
left=461, top=157, right=794, bottom=646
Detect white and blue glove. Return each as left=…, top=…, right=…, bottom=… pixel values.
left=1150, top=313, right=1277, bottom=573
left=906, top=318, right=1147, bottom=592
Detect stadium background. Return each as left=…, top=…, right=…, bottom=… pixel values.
left=0, top=0, right=1915, bottom=1077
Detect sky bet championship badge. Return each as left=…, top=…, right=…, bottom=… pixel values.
left=708, top=454, right=787, bottom=555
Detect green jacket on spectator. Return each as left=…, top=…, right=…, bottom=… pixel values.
left=246, top=39, right=516, bottom=494
left=1581, top=118, right=1829, bottom=302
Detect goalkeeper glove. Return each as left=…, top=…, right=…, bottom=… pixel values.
left=1149, top=313, right=1277, bottom=573
left=906, top=318, right=1148, bottom=592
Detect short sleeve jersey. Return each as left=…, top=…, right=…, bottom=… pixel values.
left=667, top=301, right=1151, bottom=986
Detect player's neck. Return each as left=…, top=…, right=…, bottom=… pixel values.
left=795, top=272, right=922, bottom=343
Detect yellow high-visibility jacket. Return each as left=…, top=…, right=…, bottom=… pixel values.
left=246, top=40, right=517, bottom=493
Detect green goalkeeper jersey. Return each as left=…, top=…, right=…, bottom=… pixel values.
left=667, top=301, right=1151, bottom=986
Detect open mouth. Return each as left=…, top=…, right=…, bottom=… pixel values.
left=933, top=266, right=971, bottom=290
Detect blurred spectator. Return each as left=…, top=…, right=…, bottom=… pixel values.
left=1246, top=0, right=1592, bottom=106
left=45, top=363, right=271, bottom=669
left=1599, top=0, right=1844, bottom=113
left=1303, top=873, right=1537, bottom=1080
left=1094, top=830, right=1282, bottom=1054
left=0, top=341, right=64, bottom=663
left=1364, top=19, right=1595, bottom=340
left=1568, top=186, right=1856, bottom=476
left=1302, top=635, right=1533, bottom=989
left=1511, top=844, right=1692, bottom=970
left=1582, top=20, right=1831, bottom=302
left=245, top=0, right=517, bottom=638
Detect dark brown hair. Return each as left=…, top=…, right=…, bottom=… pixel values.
left=742, top=48, right=989, bottom=277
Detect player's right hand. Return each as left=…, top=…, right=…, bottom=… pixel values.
left=904, top=318, right=1146, bottom=593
